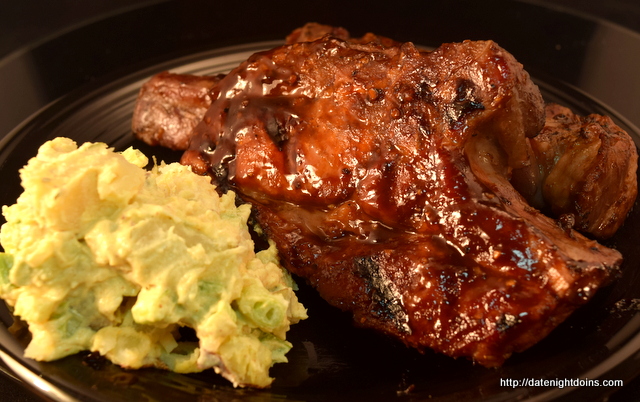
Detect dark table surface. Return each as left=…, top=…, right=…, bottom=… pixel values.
left=2, top=1, right=640, bottom=401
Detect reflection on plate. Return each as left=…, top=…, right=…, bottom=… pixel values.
left=1, top=1, right=640, bottom=401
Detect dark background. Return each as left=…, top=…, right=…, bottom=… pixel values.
left=1, top=1, right=640, bottom=401
left=2, top=0, right=640, bottom=59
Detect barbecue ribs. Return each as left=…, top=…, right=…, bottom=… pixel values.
left=525, top=104, right=637, bottom=238
left=132, top=26, right=636, bottom=367
left=132, top=72, right=224, bottom=150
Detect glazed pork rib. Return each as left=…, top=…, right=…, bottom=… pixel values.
left=132, top=29, right=636, bottom=366
left=132, top=78, right=636, bottom=240
left=526, top=104, right=638, bottom=238
left=132, top=72, right=224, bottom=150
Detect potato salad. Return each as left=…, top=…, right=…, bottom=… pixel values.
left=0, top=137, right=307, bottom=388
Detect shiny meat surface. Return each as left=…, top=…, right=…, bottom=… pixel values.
left=131, top=81, right=637, bottom=242
left=176, top=35, right=625, bottom=366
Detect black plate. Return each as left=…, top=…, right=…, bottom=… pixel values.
left=2, top=1, right=640, bottom=401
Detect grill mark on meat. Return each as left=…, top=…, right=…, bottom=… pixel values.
left=355, top=256, right=411, bottom=334
left=264, top=114, right=289, bottom=150
left=446, top=78, right=485, bottom=127
left=495, top=313, right=522, bottom=333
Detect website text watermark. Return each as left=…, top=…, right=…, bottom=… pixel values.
left=500, top=378, right=623, bottom=389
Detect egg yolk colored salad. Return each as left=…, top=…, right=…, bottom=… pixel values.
left=0, top=137, right=307, bottom=388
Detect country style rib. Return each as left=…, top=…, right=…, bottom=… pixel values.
left=130, top=24, right=636, bottom=366
left=156, top=34, right=629, bottom=366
